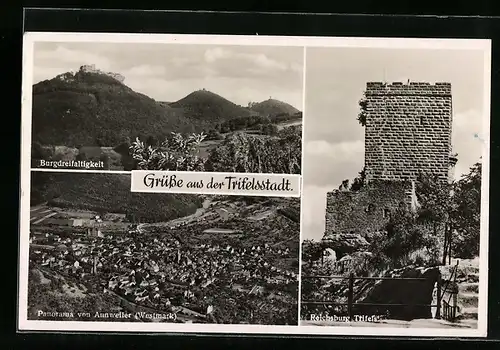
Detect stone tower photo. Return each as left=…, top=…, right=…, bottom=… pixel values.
left=323, top=81, right=456, bottom=250
left=364, top=82, right=454, bottom=183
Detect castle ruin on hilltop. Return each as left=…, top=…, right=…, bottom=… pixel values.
left=56, top=64, right=125, bottom=83
left=323, top=81, right=456, bottom=250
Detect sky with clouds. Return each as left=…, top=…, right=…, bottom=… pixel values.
left=32, top=42, right=304, bottom=109
left=302, top=46, right=489, bottom=241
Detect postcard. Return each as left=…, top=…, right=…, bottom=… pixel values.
left=19, top=32, right=491, bottom=337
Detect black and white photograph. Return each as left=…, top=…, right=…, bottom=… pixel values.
left=300, top=45, right=490, bottom=333
left=20, top=33, right=492, bottom=337
left=27, top=171, right=300, bottom=325
left=29, top=41, right=303, bottom=174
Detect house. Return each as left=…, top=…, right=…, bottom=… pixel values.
left=215, top=208, right=231, bottom=221
left=250, top=285, right=266, bottom=295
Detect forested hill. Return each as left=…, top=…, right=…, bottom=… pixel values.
left=30, top=172, right=202, bottom=223
left=31, top=68, right=301, bottom=147
left=168, top=89, right=258, bottom=123
left=249, top=98, right=300, bottom=117
left=32, top=71, right=198, bottom=147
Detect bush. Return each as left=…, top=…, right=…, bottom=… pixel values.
left=357, top=96, right=368, bottom=126
left=130, top=132, right=207, bottom=171
left=205, top=129, right=224, bottom=140
left=365, top=208, right=438, bottom=270
left=301, top=240, right=324, bottom=266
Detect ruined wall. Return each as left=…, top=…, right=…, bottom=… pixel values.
left=324, top=181, right=411, bottom=237
left=364, top=82, right=453, bottom=183
left=79, top=64, right=125, bottom=83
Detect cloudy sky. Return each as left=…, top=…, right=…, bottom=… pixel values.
left=32, top=42, right=304, bottom=109
left=302, top=46, right=489, bottom=241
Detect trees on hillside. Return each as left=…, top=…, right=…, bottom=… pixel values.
left=129, top=126, right=302, bottom=174
left=218, top=115, right=272, bottom=133
left=205, top=128, right=301, bottom=174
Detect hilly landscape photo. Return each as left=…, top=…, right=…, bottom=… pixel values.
left=28, top=172, right=300, bottom=324
left=29, top=43, right=304, bottom=174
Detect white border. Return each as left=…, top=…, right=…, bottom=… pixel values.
left=19, top=32, right=492, bottom=338
left=297, top=45, right=307, bottom=325
left=476, top=40, right=491, bottom=336
left=23, top=31, right=489, bottom=50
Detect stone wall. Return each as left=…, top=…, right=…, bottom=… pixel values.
left=324, top=181, right=412, bottom=237
left=364, top=82, right=452, bottom=183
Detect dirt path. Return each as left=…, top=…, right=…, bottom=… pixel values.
left=301, top=318, right=477, bottom=329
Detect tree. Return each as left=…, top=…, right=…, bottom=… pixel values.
left=415, top=163, right=482, bottom=262
left=415, top=172, right=453, bottom=264
left=451, top=162, right=482, bottom=258
left=384, top=208, right=423, bottom=261
left=129, top=132, right=207, bottom=171
left=261, top=123, right=278, bottom=136
left=416, top=173, right=452, bottom=223
left=113, top=137, right=137, bottom=171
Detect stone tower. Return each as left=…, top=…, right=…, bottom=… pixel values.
left=322, top=81, right=455, bottom=252
left=364, top=82, right=454, bottom=183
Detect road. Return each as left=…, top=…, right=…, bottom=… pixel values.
left=137, top=198, right=212, bottom=232
left=276, top=120, right=302, bottom=130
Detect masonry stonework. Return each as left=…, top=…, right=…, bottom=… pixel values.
left=79, top=64, right=126, bottom=83
left=324, top=181, right=411, bottom=239
left=323, top=82, right=454, bottom=243
left=364, top=82, right=453, bottom=183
